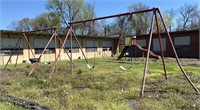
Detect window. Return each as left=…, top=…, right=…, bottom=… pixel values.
left=34, top=38, right=55, bottom=54
left=0, top=38, right=23, bottom=55
left=102, top=40, right=113, bottom=51
left=64, top=40, right=80, bottom=53
left=85, top=40, right=98, bottom=52
left=137, top=40, right=146, bottom=48
left=174, top=37, right=190, bottom=51
left=153, top=38, right=166, bottom=51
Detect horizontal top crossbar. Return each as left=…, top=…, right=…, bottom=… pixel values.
left=22, top=27, right=57, bottom=33
left=69, top=7, right=158, bottom=25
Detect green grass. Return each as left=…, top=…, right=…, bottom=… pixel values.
left=0, top=57, right=200, bottom=110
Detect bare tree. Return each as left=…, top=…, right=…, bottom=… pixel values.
left=77, top=3, right=96, bottom=35
left=176, top=3, right=199, bottom=30
left=165, top=9, right=176, bottom=32
left=7, top=18, right=32, bottom=31
left=128, top=2, right=151, bottom=35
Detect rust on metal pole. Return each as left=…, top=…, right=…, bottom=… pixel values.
left=55, top=33, right=76, bottom=68
left=28, top=35, right=54, bottom=76
left=15, top=37, right=22, bottom=67
left=157, top=9, right=199, bottom=94
left=22, top=33, right=36, bottom=59
left=71, top=28, right=89, bottom=64
left=69, top=8, right=156, bottom=25
left=4, top=36, right=21, bottom=69
left=54, top=30, right=57, bottom=71
left=38, top=33, right=55, bottom=59
left=154, top=10, right=167, bottom=80
left=70, top=27, right=73, bottom=74
left=140, top=8, right=156, bottom=98
left=23, top=33, right=37, bottom=76
left=49, top=29, right=70, bottom=79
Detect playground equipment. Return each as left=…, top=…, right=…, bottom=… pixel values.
left=4, top=28, right=76, bottom=76
left=119, top=48, right=133, bottom=71
left=49, top=26, right=95, bottom=78
left=118, top=36, right=161, bottom=60
left=118, top=36, right=161, bottom=71
left=69, top=7, right=199, bottom=98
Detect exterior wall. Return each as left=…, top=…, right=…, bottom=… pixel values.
left=134, top=30, right=199, bottom=58
left=199, top=23, right=200, bottom=59
left=0, top=30, right=117, bottom=65
left=0, top=31, right=2, bottom=65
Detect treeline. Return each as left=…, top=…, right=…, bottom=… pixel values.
left=8, top=0, right=200, bottom=36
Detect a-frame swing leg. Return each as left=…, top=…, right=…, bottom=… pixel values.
left=71, top=28, right=89, bottom=64
left=154, top=11, right=167, bottom=80
left=140, top=9, right=156, bottom=98
left=55, top=33, right=76, bottom=68
left=157, top=9, right=199, bottom=94
left=15, top=36, right=22, bottom=67
left=49, top=29, right=71, bottom=78
left=70, top=27, right=73, bottom=74
left=22, top=33, right=37, bottom=76
left=71, top=28, right=95, bottom=70
left=28, top=30, right=56, bottom=76
left=4, top=36, right=22, bottom=69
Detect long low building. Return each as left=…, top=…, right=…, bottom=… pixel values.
left=133, top=29, right=199, bottom=58
left=0, top=29, right=199, bottom=65
left=0, top=30, right=119, bottom=65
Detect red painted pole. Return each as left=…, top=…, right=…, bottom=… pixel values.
left=140, top=8, right=156, bottom=98
left=49, top=29, right=70, bottom=78
left=157, top=9, right=199, bottom=94
left=4, top=36, right=21, bottom=69
left=71, top=29, right=89, bottom=64
left=15, top=37, right=22, bottom=67
left=70, top=27, right=73, bottom=74
left=154, top=11, right=167, bottom=80
left=69, top=8, right=156, bottom=25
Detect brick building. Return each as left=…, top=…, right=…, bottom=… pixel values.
left=134, top=29, right=199, bottom=58
left=0, top=30, right=119, bottom=65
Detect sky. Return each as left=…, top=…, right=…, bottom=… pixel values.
left=0, top=0, right=199, bottom=30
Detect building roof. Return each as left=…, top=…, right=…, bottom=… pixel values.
left=0, top=30, right=117, bottom=39
left=126, top=29, right=199, bottom=37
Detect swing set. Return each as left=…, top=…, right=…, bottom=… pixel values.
left=69, top=7, right=199, bottom=98
left=4, top=7, right=199, bottom=98
left=4, top=28, right=95, bottom=78
left=119, top=35, right=161, bottom=71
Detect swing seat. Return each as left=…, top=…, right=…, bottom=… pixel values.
left=29, top=58, right=40, bottom=64
left=120, top=65, right=127, bottom=71
left=87, top=64, right=95, bottom=70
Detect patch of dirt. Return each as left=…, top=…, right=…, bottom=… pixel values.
left=129, top=99, right=140, bottom=110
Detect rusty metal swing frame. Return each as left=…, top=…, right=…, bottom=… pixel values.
left=4, top=28, right=75, bottom=77
left=49, top=26, right=92, bottom=79
left=27, top=28, right=76, bottom=77
left=68, top=7, right=199, bottom=98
